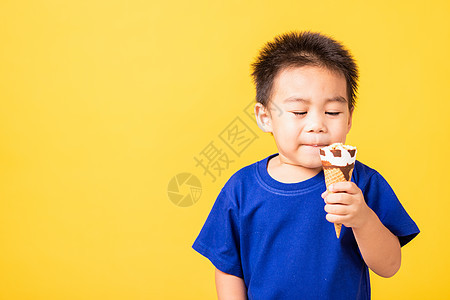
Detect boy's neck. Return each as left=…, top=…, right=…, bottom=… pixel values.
left=267, top=155, right=322, bottom=184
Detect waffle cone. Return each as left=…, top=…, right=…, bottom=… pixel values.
left=323, top=167, right=354, bottom=238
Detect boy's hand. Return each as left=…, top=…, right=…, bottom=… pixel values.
left=321, top=182, right=373, bottom=229
left=322, top=182, right=402, bottom=278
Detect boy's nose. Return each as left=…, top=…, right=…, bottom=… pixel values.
left=305, top=113, right=326, bottom=133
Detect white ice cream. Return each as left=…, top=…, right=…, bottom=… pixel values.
left=319, top=143, right=357, bottom=166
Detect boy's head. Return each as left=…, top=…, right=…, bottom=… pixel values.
left=251, top=31, right=359, bottom=171
left=251, top=31, right=358, bottom=111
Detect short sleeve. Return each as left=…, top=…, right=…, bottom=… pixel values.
left=192, top=187, right=243, bottom=277
left=363, top=171, right=420, bottom=247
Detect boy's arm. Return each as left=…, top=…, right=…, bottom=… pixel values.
left=215, top=268, right=247, bottom=300
left=352, top=209, right=401, bottom=277
left=323, top=182, right=401, bottom=278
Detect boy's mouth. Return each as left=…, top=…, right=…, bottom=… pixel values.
left=303, top=144, right=327, bottom=148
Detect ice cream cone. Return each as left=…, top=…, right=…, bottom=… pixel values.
left=319, top=143, right=357, bottom=239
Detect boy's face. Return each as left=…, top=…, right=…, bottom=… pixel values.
left=255, top=65, right=353, bottom=170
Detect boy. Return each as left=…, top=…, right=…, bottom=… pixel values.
left=192, top=31, right=419, bottom=299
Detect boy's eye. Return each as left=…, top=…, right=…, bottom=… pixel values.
left=326, top=112, right=341, bottom=116
left=293, top=112, right=307, bottom=116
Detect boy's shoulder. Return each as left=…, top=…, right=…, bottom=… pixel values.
left=221, top=154, right=274, bottom=191
left=225, top=156, right=266, bottom=184
left=353, top=160, right=387, bottom=190
left=354, top=160, right=377, bottom=178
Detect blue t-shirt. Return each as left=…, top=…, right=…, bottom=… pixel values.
left=192, top=154, right=419, bottom=299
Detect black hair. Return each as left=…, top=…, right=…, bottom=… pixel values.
left=251, top=31, right=359, bottom=110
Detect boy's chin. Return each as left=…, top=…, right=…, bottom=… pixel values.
left=280, top=152, right=322, bottom=169
left=297, top=156, right=323, bottom=170
left=301, top=161, right=323, bottom=170
left=290, top=157, right=322, bottom=170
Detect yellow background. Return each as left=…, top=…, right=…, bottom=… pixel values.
left=1, top=0, right=449, bottom=299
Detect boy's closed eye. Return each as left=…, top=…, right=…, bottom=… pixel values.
left=326, top=112, right=342, bottom=116
left=292, top=111, right=342, bottom=116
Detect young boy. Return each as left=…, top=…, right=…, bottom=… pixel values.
left=192, top=31, right=419, bottom=299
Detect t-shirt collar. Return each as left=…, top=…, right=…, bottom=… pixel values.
left=255, top=153, right=325, bottom=195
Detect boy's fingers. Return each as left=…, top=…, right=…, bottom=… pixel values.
left=324, top=204, right=347, bottom=215
left=325, top=213, right=345, bottom=224
left=329, top=182, right=358, bottom=194
left=324, top=192, right=351, bottom=205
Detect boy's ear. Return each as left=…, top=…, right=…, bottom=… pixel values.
left=254, top=102, right=273, bottom=133
left=347, top=107, right=354, bottom=133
